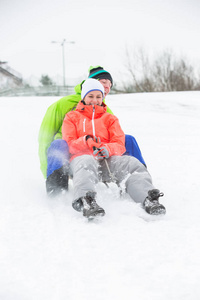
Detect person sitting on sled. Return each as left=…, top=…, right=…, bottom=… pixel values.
left=62, top=78, right=166, bottom=219
left=38, top=66, right=146, bottom=197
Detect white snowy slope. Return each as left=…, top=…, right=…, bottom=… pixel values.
left=0, top=91, right=200, bottom=300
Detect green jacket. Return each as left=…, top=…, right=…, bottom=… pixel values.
left=38, top=81, right=113, bottom=178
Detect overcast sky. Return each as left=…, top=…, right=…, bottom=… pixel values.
left=1, top=0, right=200, bottom=85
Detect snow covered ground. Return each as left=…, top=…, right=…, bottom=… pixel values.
left=0, top=91, right=200, bottom=300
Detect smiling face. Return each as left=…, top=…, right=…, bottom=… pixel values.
left=84, top=90, right=103, bottom=105
left=99, top=79, right=112, bottom=97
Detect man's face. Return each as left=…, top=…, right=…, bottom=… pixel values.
left=99, top=79, right=112, bottom=97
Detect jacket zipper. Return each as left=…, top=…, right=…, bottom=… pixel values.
left=83, top=118, right=86, bottom=132
left=92, top=106, right=96, bottom=136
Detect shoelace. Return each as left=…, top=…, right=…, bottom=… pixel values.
left=158, top=192, right=164, bottom=198
left=86, top=196, right=96, bottom=208
left=152, top=192, right=164, bottom=200
left=149, top=192, right=164, bottom=203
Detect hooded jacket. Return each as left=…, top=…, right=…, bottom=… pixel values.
left=62, top=101, right=126, bottom=161
left=38, top=82, right=114, bottom=177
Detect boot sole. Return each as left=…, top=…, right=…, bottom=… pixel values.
left=149, top=207, right=166, bottom=215
left=83, top=209, right=105, bottom=219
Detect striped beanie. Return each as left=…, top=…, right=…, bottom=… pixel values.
left=88, top=66, right=113, bottom=86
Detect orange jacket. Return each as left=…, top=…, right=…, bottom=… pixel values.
left=62, top=101, right=126, bottom=161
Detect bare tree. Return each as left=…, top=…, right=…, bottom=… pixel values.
left=120, top=48, right=200, bottom=93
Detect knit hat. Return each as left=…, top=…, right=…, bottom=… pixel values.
left=81, top=78, right=105, bottom=100
left=88, top=66, right=113, bottom=86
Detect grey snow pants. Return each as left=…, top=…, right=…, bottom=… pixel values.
left=69, top=155, right=155, bottom=204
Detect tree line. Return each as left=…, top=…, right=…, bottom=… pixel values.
left=115, top=49, right=200, bottom=93
left=39, top=49, right=200, bottom=93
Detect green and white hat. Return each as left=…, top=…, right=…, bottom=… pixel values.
left=88, top=66, right=113, bottom=86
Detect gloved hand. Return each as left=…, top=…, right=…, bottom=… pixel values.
left=86, top=135, right=101, bottom=151
left=93, top=146, right=109, bottom=160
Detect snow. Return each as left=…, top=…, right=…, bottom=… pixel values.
left=0, top=91, right=200, bottom=300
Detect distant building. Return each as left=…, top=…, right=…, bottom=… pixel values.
left=0, top=61, right=23, bottom=90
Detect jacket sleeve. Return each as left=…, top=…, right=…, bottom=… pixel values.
left=38, top=94, right=80, bottom=178
left=62, top=113, right=89, bottom=155
left=105, top=104, right=113, bottom=115
left=103, top=116, right=126, bottom=156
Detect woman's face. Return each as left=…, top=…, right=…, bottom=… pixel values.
left=84, top=90, right=103, bottom=105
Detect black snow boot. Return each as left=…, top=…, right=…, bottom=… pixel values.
left=46, top=166, right=68, bottom=197
left=72, top=198, right=84, bottom=212
left=143, top=189, right=166, bottom=215
left=81, top=191, right=105, bottom=219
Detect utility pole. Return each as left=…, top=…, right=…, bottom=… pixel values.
left=51, top=39, right=75, bottom=87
